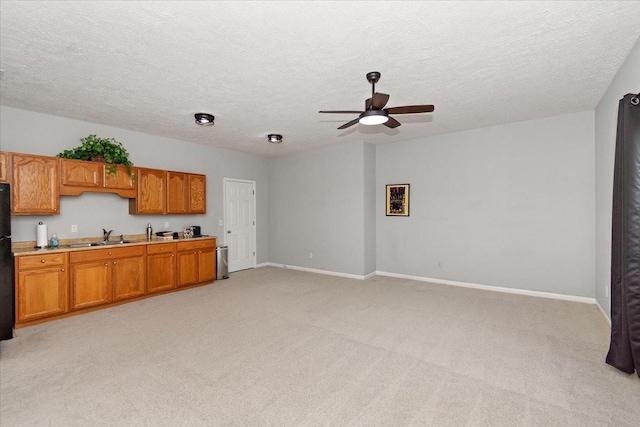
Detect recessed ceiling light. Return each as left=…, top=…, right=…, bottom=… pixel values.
left=267, top=134, right=283, bottom=143
left=194, top=113, right=215, bottom=125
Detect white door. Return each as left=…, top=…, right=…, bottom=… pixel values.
left=224, top=179, right=256, bottom=272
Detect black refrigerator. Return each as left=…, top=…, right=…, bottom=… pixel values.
left=0, top=183, right=14, bottom=341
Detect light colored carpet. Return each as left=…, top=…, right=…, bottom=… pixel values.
left=1, top=266, right=638, bottom=426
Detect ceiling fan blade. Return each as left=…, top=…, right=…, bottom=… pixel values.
left=371, top=92, right=390, bottom=110
left=384, top=117, right=401, bottom=128
left=337, top=118, right=360, bottom=130
left=385, top=105, right=435, bottom=114
left=319, top=110, right=363, bottom=114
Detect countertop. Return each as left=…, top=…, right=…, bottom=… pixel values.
left=12, top=235, right=217, bottom=256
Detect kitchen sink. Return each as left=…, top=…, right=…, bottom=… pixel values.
left=66, top=241, right=132, bottom=248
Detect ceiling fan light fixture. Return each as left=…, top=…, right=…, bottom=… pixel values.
left=359, top=110, right=389, bottom=125
left=268, top=134, right=283, bottom=143
left=194, top=113, right=215, bottom=125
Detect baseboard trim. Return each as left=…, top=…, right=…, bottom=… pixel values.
left=264, top=262, right=370, bottom=280
left=595, top=300, right=612, bottom=327
left=375, top=271, right=597, bottom=304
left=258, top=263, right=598, bottom=305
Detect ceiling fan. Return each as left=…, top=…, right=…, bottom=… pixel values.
left=319, top=71, right=435, bottom=129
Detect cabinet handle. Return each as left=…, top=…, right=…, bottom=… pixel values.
left=61, top=268, right=65, bottom=272
left=113, top=261, right=116, bottom=265
left=108, top=252, right=112, bottom=255
left=41, top=259, right=45, bottom=263
left=104, top=263, right=108, bottom=266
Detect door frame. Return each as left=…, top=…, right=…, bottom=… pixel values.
left=223, top=178, right=257, bottom=270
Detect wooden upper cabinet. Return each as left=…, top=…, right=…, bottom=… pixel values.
left=60, top=158, right=102, bottom=189
left=11, top=154, right=59, bottom=215
left=167, top=172, right=206, bottom=214
left=129, top=167, right=166, bottom=214
left=189, top=174, right=206, bottom=214
left=167, top=172, right=188, bottom=214
left=104, top=164, right=135, bottom=191
left=0, top=152, right=8, bottom=182
left=60, top=159, right=135, bottom=198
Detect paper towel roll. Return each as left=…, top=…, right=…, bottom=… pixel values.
left=36, top=222, right=48, bottom=248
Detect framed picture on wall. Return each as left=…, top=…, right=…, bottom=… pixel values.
left=386, top=184, right=410, bottom=216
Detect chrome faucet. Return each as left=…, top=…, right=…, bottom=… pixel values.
left=103, top=229, right=114, bottom=242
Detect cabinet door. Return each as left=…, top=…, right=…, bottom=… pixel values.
left=167, top=172, right=188, bottom=214
left=147, top=252, right=176, bottom=293
left=0, top=152, right=8, bottom=182
left=198, top=247, right=216, bottom=283
left=71, top=261, right=111, bottom=310
left=104, top=164, right=134, bottom=190
left=130, top=167, right=166, bottom=214
left=112, top=256, right=146, bottom=301
left=11, top=154, right=59, bottom=214
left=16, top=267, right=68, bottom=322
left=60, top=159, right=102, bottom=187
left=176, top=250, right=199, bottom=287
left=188, top=174, right=206, bottom=214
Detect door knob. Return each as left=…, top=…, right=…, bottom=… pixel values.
left=227, top=230, right=231, bottom=234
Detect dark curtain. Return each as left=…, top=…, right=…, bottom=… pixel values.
left=606, top=93, right=640, bottom=377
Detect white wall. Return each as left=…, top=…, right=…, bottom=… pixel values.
left=0, top=106, right=270, bottom=264
left=376, top=111, right=596, bottom=297
left=268, top=141, right=369, bottom=276
left=363, top=142, right=376, bottom=275
left=594, top=38, right=640, bottom=319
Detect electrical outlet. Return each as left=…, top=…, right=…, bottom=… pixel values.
left=164, top=222, right=169, bottom=228
left=71, top=224, right=78, bottom=233
left=309, top=252, right=313, bottom=259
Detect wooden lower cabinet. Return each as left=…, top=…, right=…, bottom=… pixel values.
left=112, top=256, right=146, bottom=301
left=146, top=243, right=176, bottom=293
left=199, top=245, right=216, bottom=283
left=70, top=246, right=145, bottom=309
left=15, top=238, right=215, bottom=326
left=176, top=239, right=216, bottom=287
left=70, top=260, right=111, bottom=310
left=15, top=253, right=68, bottom=322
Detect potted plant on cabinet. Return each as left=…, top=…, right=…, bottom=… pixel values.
left=57, top=134, right=134, bottom=178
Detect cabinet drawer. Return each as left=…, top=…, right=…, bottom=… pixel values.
left=70, top=245, right=145, bottom=263
left=147, top=243, right=176, bottom=254
left=176, top=239, right=215, bottom=252
left=18, top=253, right=66, bottom=270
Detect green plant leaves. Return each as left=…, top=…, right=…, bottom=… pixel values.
left=57, top=134, right=134, bottom=176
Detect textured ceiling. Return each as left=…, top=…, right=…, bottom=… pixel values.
left=1, top=1, right=639, bottom=157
